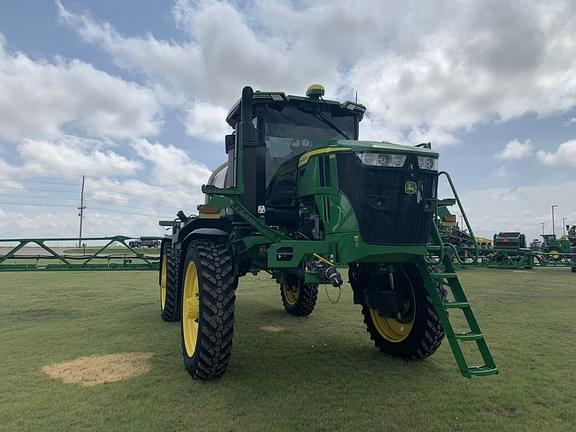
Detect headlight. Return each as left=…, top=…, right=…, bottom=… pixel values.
left=356, top=152, right=407, bottom=167
left=417, top=156, right=438, bottom=170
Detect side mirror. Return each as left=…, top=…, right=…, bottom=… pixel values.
left=225, top=134, right=235, bottom=154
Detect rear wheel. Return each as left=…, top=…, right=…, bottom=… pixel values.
left=280, top=280, right=318, bottom=317
left=547, top=249, right=561, bottom=262
left=181, top=239, right=236, bottom=380
left=160, top=241, right=181, bottom=322
left=159, top=243, right=168, bottom=311
left=349, top=263, right=445, bottom=360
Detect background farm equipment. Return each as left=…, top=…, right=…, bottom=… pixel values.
left=540, top=234, right=572, bottom=262
left=485, top=232, right=533, bottom=269
left=0, top=236, right=161, bottom=272
left=436, top=203, right=496, bottom=264
left=128, top=239, right=161, bottom=248
left=437, top=205, right=477, bottom=261
left=474, top=231, right=575, bottom=269
left=158, top=85, right=497, bottom=381
left=568, top=225, right=576, bottom=272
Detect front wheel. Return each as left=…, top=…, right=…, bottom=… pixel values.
left=350, top=263, right=445, bottom=360
left=180, top=239, right=236, bottom=380
left=280, top=281, right=318, bottom=317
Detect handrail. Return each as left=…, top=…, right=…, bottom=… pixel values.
left=438, top=171, right=479, bottom=264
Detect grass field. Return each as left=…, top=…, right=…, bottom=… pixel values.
left=0, top=268, right=574, bottom=431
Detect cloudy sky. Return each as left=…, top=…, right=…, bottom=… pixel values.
left=0, top=0, right=575, bottom=242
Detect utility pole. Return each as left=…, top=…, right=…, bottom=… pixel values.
left=551, top=205, right=558, bottom=236
left=78, top=175, right=86, bottom=247
left=541, top=223, right=545, bottom=235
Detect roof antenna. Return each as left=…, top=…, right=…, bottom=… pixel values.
left=355, top=91, right=358, bottom=104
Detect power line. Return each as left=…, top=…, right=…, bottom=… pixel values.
left=0, top=177, right=80, bottom=187
left=0, top=193, right=78, bottom=202
left=0, top=201, right=76, bottom=208
left=0, top=187, right=184, bottom=208
left=0, top=201, right=170, bottom=218
left=0, top=167, right=86, bottom=178
left=0, top=186, right=79, bottom=193
left=0, top=194, right=180, bottom=212
left=1, top=175, right=201, bottom=204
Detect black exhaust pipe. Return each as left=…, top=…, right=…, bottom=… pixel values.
left=239, top=86, right=258, bottom=214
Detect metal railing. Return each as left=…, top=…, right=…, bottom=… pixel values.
left=0, top=236, right=163, bottom=272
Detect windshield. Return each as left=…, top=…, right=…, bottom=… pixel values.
left=263, top=104, right=357, bottom=184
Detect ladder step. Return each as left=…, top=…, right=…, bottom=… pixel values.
left=443, top=301, right=470, bottom=309
left=454, top=332, right=483, bottom=341
left=431, top=272, right=457, bottom=279
left=467, top=366, right=498, bottom=377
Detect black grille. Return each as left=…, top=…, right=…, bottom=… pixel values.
left=336, top=152, right=437, bottom=245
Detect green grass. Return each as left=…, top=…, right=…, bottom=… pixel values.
left=0, top=268, right=574, bottom=431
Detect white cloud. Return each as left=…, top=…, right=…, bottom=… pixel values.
left=537, top=139, right=576, bottom=166
left=57, top=0, right=337, bottom=105
left=0, top=159, right=25, bottom=190
left=58, top=0, right=576, bottom=147
left=184, top=102, right=232, bottom=142
left=131, top=139, right=212, bottom=189
left=0, top=33, right=161, bottom=142
left=563, top=117, right=576, bottom=126
left=497, top=139, right=534, bottom=160
left=18, top=136, right=141, bottom=177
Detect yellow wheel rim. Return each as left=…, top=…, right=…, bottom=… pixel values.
left=282, top=285, right=300, bottom=305
left=182, top=262, right=200, bottom=357
left=549, top=250, right=560, bottom=260
left=160, top=254, right=167, bottom=310
left=370, top=309, right=414, bottom=343
left=369, top=281, right=415, bottom=343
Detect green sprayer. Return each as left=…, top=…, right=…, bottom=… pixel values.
left=158, top=85, right=497, bottom=380
left=568, top=225, right=576, bottom=272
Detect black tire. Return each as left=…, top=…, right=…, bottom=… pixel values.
left=180, top=239, right=236, bottom=380
left=160, top=242, right=182, bottom=322
left=546, top=249, right=562, bottom=262
left=349, top=263, right=445, bottom=360
left=279, top=281, right=318, bottom=317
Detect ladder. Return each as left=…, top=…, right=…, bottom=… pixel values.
left=421, top=245, right=498, bottom=378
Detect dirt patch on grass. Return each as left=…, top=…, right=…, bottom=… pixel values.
left=260, top=325, right=284, bottom=332
left=42, top=352, right=153, bottom=386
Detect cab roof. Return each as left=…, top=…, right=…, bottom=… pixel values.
left=225, top=91, right=366, bottom=127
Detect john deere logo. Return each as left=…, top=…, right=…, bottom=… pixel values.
left=405, top=181, right=417, bottom=195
